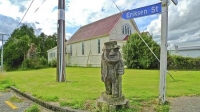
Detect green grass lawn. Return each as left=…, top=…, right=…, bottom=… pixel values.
left=1, top=67, right=200, bottom=111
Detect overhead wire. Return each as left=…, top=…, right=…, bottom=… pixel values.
left=17, top=0, right=35, bottom=28
left=111, top=0, right=175, bottom=81
left=34, top=0, right=46, bottom=13
left=2, top=0, right=35, bottom=43
left=24, top=0, right=47, bottom=35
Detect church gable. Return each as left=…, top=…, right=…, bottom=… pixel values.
left=67, top=13, right=122, bottom=44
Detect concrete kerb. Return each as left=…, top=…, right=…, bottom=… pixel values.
left=10, top=86, right=89, bottom=112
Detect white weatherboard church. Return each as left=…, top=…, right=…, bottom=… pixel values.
left=47, top=13, right=139, bottom=67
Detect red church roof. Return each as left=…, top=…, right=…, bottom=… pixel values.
left=123, top=35, right=129, bottom=40
left=67, top=13, right=122, bottom=44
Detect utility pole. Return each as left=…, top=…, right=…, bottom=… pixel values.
left=0, top=33, right=9, bottom=72
left=159, top=0, right=178, bottom=104
left=57, top=0, right=66, bottom=82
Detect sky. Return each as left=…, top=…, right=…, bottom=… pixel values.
left=0, top=0, right=200, bottom=47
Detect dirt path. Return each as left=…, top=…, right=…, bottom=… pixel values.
left=170, top=97, right=200, bottom=112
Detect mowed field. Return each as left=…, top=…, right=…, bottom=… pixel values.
left=1, top=67, right=200, bottom=111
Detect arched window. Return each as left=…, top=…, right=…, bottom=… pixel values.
left=122, top=24, right=132, bottom=35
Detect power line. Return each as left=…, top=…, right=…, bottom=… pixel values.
left=17, top=0, right=35, bottom=28
left=111, top=0, right=159, bottom=61
left=1, top=0, right=35, bottom=45
left=34, top=0, right=46, bottom=13
left=111, top=0, right=122, bottom=13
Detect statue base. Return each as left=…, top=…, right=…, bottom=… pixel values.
left=96, top=92, right=129, bottom=112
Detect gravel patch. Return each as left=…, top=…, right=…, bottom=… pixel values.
left=170, top=97, right=200, bottom=112
left=0, top=90, right=53, bottom=112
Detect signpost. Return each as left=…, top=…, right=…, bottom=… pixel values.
left=122, top=2, right=162, bottom=19
left=159, top=0, right=168, bottom=104
left=121, top=0, right=178, bottom=104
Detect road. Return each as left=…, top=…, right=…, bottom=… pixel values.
left=0, top=90, right=32, bottom=112
left=0, top=90, right=53, bottom=112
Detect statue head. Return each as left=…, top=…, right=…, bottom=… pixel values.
left=102, top=41, right=121, bottom=63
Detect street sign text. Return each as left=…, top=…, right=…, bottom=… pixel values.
left=122, top=2, right=162, bottom=19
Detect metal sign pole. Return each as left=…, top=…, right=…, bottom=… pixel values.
left=159, top=0, right=168, bottom=104
left=57, top=0, right=66, bottom=82
left=121, top=0, right=177, bottom=104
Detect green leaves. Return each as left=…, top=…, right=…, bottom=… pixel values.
left=122, top=33, right=160, bottom=69
left=3, top=24, right=57, bottom=71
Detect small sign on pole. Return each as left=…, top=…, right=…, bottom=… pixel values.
left=122, top=2, right=162, bottom=19
left=121, top=0, right=177, bottom=104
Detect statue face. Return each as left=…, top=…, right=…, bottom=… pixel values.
left=105, top=48, right=120, bottom=60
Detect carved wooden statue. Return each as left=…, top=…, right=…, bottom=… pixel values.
left=101, top=41, right=124, bottom=98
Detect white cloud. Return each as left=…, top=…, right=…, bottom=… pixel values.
left=146, top=0, right=200, bottom=44
left=65, top=0, right=113, bottom=27
left=0, top=0, right=23, bottom=19
left=147, top=15, right=161, bottom=34
left=0, top=0, right=58, bottom=35
left=0, top=0, right=200, bottom=45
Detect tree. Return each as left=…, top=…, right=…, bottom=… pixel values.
left=3, top=24, right=57, bottom=70
left=36, top=33, right=57, bottom=59
left=122, top=33, right=160, bottom=69
left=3, top=24, right=34, bottom=70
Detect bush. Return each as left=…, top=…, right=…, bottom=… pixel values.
left=48, top=59, right=57, bottom=67
left=22, top=59, right=31, bottom=69
left=39, top=57, right=48, bottom=66
left=22, top=57, right=48, bottom=70
left=122, top=33, right=160, bottom=69
left=168, top=55, right=200, bottom=70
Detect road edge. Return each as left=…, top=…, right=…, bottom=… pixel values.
left=10, top=86, right=89, bottom=112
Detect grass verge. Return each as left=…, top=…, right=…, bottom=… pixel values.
left=1, top=67, right=200, bottom=111
left=0, top=73, right=14, bottom=91
left=25, top=104, right=40, bottom=112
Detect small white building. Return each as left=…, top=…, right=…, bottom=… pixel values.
left=47, top=13, right=139, bottom=67
left=168, top=41, right=200, bottom=58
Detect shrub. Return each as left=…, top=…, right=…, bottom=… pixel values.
left=22, top=58, right=32, bottom=69
left=122, top=33, right=160, bottom=69
left=48, top=59, right=57, bottom=67
left=168, top=55, right=200, bottom=70
left=22, top=57, right=48, bottom=70
left=39, top=57, right=48, bottom=66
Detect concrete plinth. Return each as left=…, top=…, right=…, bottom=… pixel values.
left=96, top=92, right=129, bottom=112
